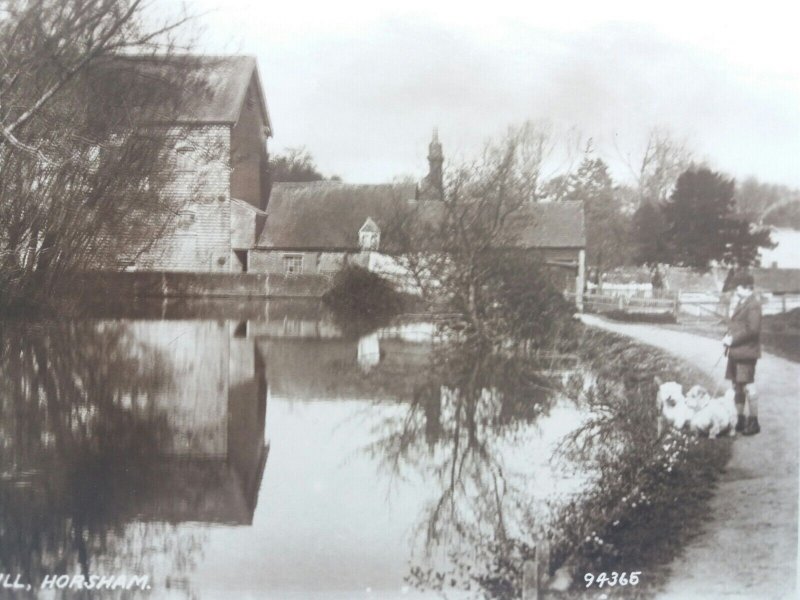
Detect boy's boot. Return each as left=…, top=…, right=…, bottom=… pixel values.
left=735, top=414, right=746, bottom=433
left=742, top=416, right=760, bottom=436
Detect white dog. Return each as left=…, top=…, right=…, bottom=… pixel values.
left=685, top=385, right=738, bottom=438
left=655, top=378, right=691, bottom=435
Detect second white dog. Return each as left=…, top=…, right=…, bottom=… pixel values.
left=685, top=385, right=738, bottom=438
left=655, top=379, right=692, bottom=434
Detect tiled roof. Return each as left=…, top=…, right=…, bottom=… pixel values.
left=502, top=201, right=586, bottom=248
left=257, top=182, right=417, bottom=250
left=90, top=55, right=270, bottom=128
left=256, top=183, right=586, bottom=251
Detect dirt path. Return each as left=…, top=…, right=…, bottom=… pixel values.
left=581, top=315, right=799, bottom=599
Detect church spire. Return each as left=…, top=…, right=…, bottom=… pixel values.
left=426, top=128, right=443, bottom=199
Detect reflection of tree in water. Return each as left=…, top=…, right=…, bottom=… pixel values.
left=0, top=321, right=205, bottom=587
left=361, top=340, right=566, bottom=597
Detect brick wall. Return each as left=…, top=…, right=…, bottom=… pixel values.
left=78, top=271, right=269, bottom=298
left=250, top=250, right=360, bottom=275
left=250, top=250, right=317, bottom=275
left=266, top=273, right=330, bottom=297
left=135, top=126, right=234, bottom=272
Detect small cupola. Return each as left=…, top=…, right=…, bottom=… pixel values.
left=359, top=217, right=381, bottom=251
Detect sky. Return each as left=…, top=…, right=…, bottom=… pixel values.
left=167, top=0, right=800, bottom=187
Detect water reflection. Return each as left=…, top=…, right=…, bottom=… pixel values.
left=1, top=300, right=589, bottom=598
left=0, top=317, right=268, bottom=592
left=359, top=346, right=590, bottom=597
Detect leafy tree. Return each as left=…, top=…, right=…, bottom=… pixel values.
left=563, top=151, right=632, bottom=279
left=631, top=200, right=668, bottom=267
left=721, top=218, right=775, bottom=268
left=269, top=146, right=336, bottom=182
left=538, top=173, right=570, bottom=202
left=660, top=168, right=773, bottom=270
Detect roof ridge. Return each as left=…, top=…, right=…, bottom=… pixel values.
left=271, top=181, right=411, bottom=189
left=108, top=53, right=256, bottom=61
left=93, top=54, right=263, bottom=125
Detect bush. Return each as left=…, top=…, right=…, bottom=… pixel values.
left=322, top=266, right=407, bottom=334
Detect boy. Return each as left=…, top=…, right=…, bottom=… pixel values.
left=723, top=272, right=761, bottom=436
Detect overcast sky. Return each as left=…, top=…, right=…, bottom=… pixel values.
left=177, top=0, right=799, bottom=188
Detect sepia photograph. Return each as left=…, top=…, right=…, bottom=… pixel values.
left=0, top=0, right=798, bottom=598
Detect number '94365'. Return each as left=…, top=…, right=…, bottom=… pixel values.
left=584, top=571, right=641, bottom=587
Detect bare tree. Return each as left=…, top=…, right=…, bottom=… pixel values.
left=618, top=127, right=694, bottom=208
left=388, top=124, right=576, bottom=353
left=0, top=0, right=206, bottom=310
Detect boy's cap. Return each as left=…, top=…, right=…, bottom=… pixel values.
left=731, top=271, right=755, bottom=289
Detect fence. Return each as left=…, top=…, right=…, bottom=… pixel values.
left=574, top=290, right=800, bottom=322
left=577, top=292, right=678, bottom=317
left=675, top=291, right=800, bottom=321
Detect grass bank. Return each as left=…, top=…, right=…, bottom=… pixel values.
left=544, top=326, right=732, bottom=598
left=471, top=325, right=733, bottom=599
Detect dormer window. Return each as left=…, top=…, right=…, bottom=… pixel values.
left=359, top=217, right=380, bottom=251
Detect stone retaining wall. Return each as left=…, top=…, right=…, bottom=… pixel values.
left=76, top=271, right=329, bottom=299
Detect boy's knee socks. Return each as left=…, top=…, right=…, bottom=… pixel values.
left=734, top=386, right=746, bottom=413
left=747, top=387, right=758, bottom=418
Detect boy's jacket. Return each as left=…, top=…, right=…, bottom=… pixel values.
left=728, top=294, right=762, bottom=360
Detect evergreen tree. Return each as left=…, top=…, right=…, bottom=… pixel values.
left=564, top=153, right=631, bottom=278
left=631, top=200, right=668, bottom=266
left=660, top=168, right=773, bottom=270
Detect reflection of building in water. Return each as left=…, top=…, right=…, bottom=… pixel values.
left=357, top=332, right=381, bottom=371
left=227, top=298, right=433, bottom=401
left=126, top=320, right=269, bottom=524
left=259, top=337, right=429, bottom=401
left=248, top=298, right=343, bottom=339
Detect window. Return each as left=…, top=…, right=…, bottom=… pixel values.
left=358, top=218, right=381, bottom=251
left=177, top=210, right=196, bottom=227
left=359, top=231, right=379, bottom=251
left=174, top=142, right=196, bottom=172
left=283, top=254, right=304, bottom=275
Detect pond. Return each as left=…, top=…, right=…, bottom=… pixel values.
left=0, top=299, right=596, bottom=599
